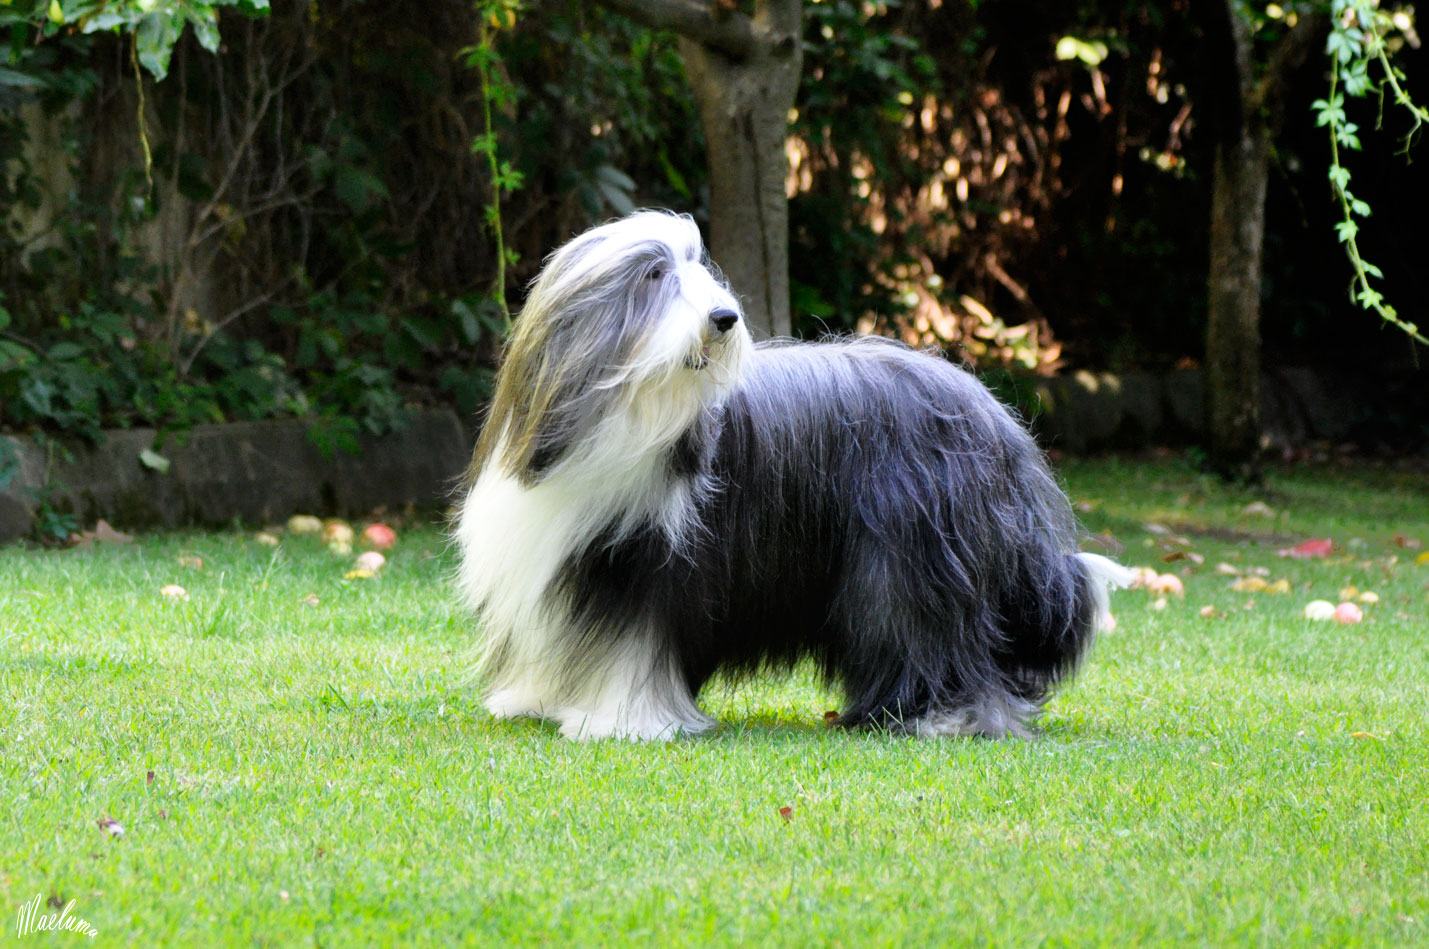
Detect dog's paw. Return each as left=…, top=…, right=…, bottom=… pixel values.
left=555, top=706, right=711, bottom=742
left=483, top=687, right=548, bottom=721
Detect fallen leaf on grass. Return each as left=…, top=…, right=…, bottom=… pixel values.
left=159, top=584, right=189, bottom=601
left=1240, top=501, right=1275, bottom=517
left=177, top=555, right=203, bottom=570
left=1350, top=731, right=1380, bottom=740
left=96, top=816, right=124, bottom=839
left=70, top=519, right=135, bottom=548
left=343, top=568, right=375, bottom=580
left=93, top=520, right=133, bottom=543
left=1392, top=534, right=1421, bottom=549
left=1215, top=562, right=1241, bottom=576
left=1198, top=605, right=1219, bottom=619
left=254, top=531, right=280, bottom=547
left=1416, top=551, right=1429, bottom=566
left=299, top=594, right=320, bottom=607
left=1231, top=576, right=1268, bottom=593
left=822, top=710, right=839, bottom=726
left=1303, top=600, right=1336, bottom=620
left=1279, top=538, right=1333, bottom=559
left=778, top=806, right=793, bottom=821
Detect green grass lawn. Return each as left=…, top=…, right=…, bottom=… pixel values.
left=3, top=456, right=1427, bottom=946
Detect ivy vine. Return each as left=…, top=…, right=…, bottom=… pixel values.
left=1312, top=0, right=1428, bottom=346
left=462, top=0, right=525, bottom=332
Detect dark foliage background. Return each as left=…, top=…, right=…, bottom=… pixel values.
left=0, top=0, right=1424, bottom=447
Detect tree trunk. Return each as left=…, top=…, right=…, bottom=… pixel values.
left=680, top=2, right=801, bottom=338
left=1206, top=117, right=1268, bottom=481
left=1203, top=6, right=1326, bottom=481
left=593, top=0, right=802, bottom=339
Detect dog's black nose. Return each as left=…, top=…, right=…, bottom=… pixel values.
left=710, top=308, right=740, bottom=334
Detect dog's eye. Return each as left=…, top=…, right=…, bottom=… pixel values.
left=646, top=267, right=664, bottom=281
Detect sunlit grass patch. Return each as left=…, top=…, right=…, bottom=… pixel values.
left=2, top=457, right=1427, bottom=946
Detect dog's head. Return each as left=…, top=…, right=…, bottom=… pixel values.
left=473, top=211, right=751, bottom=485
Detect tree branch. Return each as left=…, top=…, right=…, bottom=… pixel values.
left=592, top=0, right=758, bottom=59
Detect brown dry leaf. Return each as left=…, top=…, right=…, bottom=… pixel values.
left=778, top=806, right=793, bottom=821
left=70, top=519, right=135, bottom=548
left=92, top=520, right=133, bottom=544
left=96, top=816, right=125, bottom=839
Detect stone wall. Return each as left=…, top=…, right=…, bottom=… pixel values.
left=1, top=365, right=1421, bottom=543
left=1026, top=366, right=1424, bottom=454
left=0, top=409, right=473, bottom=543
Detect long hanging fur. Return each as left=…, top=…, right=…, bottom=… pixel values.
left=456, top=210, right=1133, bottom=741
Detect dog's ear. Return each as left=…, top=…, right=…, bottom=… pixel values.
left=469, top=322, right=579, bottom=486
left=468, top=289, right=637, bottom=487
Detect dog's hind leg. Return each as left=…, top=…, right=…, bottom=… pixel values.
left=905, top=691, right=1042, bottom=739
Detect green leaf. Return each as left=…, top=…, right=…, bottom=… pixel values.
left=470, top=132, right=498, bottom=157
left=1350, top=198, right=1372, bottom=217
left=139, top=448, right=171, bottom=474
left=0, top=66, right=48, bottom=90
left=135, top=13, right=181, bottom=80
left=1335, top=219, right=1358, bottom=243
left=47, top=341, right=85, bottom=361
left=332, top=165, right=389, bottom=214
left=1054, top=36, right=1108, bottom=67
left=452, top=298, right=482, bottom=345
left=1327, top=165, right=1351, bottom=188
left=192, top=10, right=221, bottom=54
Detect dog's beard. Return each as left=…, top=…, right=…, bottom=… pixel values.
left=683, top=343, right=713, bottom=371
left=681, top=331, right=743, bottom=374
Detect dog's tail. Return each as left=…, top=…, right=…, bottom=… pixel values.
left=1074, top=551, right=1136, bottom=633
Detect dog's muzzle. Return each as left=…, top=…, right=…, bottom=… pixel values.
left=685, top=308, right=741, bottom=370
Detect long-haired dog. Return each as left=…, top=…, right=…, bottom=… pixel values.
left=456, top=210, right=1132, bottom=741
